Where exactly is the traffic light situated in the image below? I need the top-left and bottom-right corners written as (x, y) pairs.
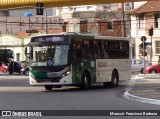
top-left (36, 3), bottom-right (44, 15)
top-left (140, 36), bottom-right (147, 56)
top-left (148, 27), bottom-right (153, 36)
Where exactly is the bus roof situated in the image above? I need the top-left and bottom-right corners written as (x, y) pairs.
top-left (31, 32), bottom-right (94, 39)
top-left (31, 32), bottom-right (130, 41)
top-left (94, 35), bottom-right (130, 41)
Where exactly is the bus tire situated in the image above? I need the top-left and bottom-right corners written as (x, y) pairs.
top-left (44, 85), bottom-right (53, 91)
top-left (81, 73), bottom-right (91, 90)
top-left (111, 70), bottom-right (119, 87)
top-left (24, 70), bottom-right (29, 76)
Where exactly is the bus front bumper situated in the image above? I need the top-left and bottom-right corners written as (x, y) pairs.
top-left (29, 73), bottom-right (72, 86)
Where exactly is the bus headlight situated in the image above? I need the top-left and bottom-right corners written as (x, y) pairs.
top-left (62, 70), bottom-right (71, 78)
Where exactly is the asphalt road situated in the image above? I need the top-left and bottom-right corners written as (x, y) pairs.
top-left (0, 73), bottom-right (159, 119)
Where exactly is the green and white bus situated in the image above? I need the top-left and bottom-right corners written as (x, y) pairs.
top-left (25, 32), bottom-right (131, 90)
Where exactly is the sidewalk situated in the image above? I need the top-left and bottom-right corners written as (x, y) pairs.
top-left (124, 74), bottom-right (160, 105)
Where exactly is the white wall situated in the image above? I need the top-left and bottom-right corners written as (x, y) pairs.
top-left (0, 35), bottom-right (24, 61)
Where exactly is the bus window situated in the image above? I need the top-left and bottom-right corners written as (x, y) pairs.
top-left (101, 41), bottom-right (109, 58)
top-left (108, 41), bottom-right (120, 58)
top-left (83, 40), bottom-right (92, 58)
top-left (93, 41), bottom-right (100, 58)
top-left (25, 45), bottom-right (33, 59)
top-left (120, 41), bottom-right (129, 58)
top-left (74, 44), bottom-right (82, 58)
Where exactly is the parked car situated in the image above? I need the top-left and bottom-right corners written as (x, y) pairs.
top-left (20, 66), bottom-right (29, 76)
top-left (145, 64), bottom-right (160, 74)
top-left (131, 59), bottom-right (150, 73)
top-left (0, 63), bottom-right (8, 73)
top-left (8, 61), bottom-right (21, 75)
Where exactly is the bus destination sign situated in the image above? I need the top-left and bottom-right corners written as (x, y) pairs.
top-left (31, 35), bottom-right (69, 43)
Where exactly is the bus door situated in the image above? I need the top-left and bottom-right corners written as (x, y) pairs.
top-left (82, 40), bottom-right (97, 83)
top-left (72, 39), bottom-right (83, 84)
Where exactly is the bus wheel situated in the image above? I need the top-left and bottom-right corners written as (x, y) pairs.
top-left (111, 71), bottom-right (119, 87)
top-left (81, 73), bottom-right (91, 90)
top-left (24, 71), bottom-right (29, 76)
top-left (44, 85), bottom-right (53, 91)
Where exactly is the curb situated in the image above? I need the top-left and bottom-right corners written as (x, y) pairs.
top-left (135, 74), bottom-right (160, 79)
top-left (124, 89), bottom-right (160, 106)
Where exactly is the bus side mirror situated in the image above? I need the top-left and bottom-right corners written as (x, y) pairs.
top-left (25, 47), bottom-right (29, 58)
top-left (25, 46), bottom-right (33, 59)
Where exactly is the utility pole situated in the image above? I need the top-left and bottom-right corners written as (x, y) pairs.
top-left (148, 27), bottom-right (154, 63)
top-left (45, 10), bottom-right (48, 34)
top-left (36, 3), bottom-right (48, 34)
top-left (5, 16), bottom-right (7, 34)
top-left (122, 3), bottom-right (125, 37)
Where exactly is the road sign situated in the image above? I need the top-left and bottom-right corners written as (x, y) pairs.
top-left (26, 30), bottom-right (38, 33)
top-left (145, 42), bottom-right (152, 45)
top-left (24, 12), bottom-right (33, 17)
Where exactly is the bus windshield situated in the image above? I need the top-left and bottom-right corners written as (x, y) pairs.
top-left (30, 45), bottom-right (69, 66)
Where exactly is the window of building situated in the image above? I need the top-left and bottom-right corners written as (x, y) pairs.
top-left (124, 3), bottom-right (131, 11)
top-left (110, 4), bottom-right (118, 11)
top-left (154, 14), bottom-right (160, 28)
top-left (107, 21), bottom-right (113, 30)
top-left (80, 21), bottom-right (87, 33)
top-left (155, 41), bottom-right (160, 54)
top-left (138, 14), bottom-right (144, 29)
top-left (104, 5), bottom-right (111, 11)
top-left (16, 53), bottom-right (20, 61)
top-left (87, 6), bottom-right (92, 10)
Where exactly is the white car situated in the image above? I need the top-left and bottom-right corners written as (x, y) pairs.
top-left (131, 59), bottom-right (149, 73)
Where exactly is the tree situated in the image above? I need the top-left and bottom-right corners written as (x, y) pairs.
top-left (0, 49), bottom-right (13, 64)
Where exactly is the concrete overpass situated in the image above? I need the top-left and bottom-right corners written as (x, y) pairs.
top-left (0, 0), bottom-right (154, 9)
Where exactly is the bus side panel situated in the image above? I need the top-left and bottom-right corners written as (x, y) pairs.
top-left (96, 59), bottom-right (131, 83)
top-left (96, 59), bottom-right (111, 83)
top-left (72, 62), bottom-right (82, 85)
top-left (112, 59), bottom-right (131, 82)
top-left (82, 59), bottom-right (96, 84)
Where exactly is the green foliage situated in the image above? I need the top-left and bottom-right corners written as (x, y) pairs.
top-left (0, 49), bottom-right (13, 63)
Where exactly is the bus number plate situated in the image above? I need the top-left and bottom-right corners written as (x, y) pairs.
top-left (44, 80), bottom-right (52, 83)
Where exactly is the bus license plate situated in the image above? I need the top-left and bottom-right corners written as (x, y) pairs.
top-left (44, 80), bottom-right (52, 83)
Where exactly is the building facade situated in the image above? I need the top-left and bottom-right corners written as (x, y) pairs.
top-left (131, 1), bottom-right (160, 64)
top-left (0, 2), bottom-right (147, 61)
